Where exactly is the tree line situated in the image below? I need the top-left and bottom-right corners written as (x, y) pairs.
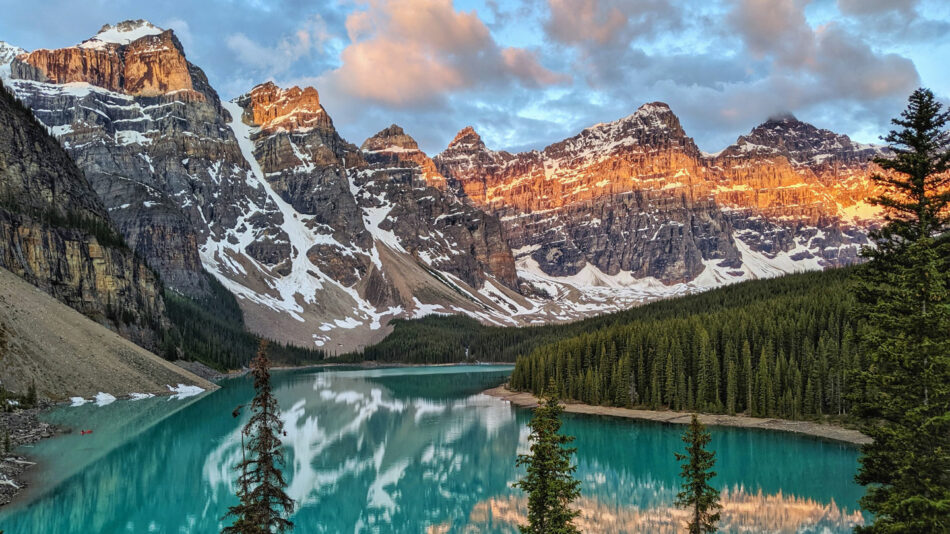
top-left (162, 274), bottom-right (327, 370)
top-left (509, 268), bottom-right (860, 421)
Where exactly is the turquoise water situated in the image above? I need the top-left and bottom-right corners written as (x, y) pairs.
top-left (0, 365), bottom-right (864, 533)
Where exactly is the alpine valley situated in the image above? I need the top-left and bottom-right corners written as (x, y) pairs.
top-left (0, 20), bottom-right (886, 353)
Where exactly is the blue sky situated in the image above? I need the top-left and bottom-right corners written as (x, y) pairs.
top-left (1, 0), bottom-right (947, 154)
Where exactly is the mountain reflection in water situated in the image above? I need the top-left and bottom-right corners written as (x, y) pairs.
top-left (0, 366), bottom-right (864, 534)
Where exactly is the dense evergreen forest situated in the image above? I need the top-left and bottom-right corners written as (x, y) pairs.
top-left (507, 268), bottom-right (861, 421)
top-left (348, 266), bottom-right (859, 402)
top-left (162, 274), bottom-right (326, 369)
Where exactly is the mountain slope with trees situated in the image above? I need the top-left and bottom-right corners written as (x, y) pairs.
top-left (504, 267), bottom-right (860, 421)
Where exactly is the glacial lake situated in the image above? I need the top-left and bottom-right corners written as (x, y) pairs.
top-left (0, 365), bottom-right (865, 533)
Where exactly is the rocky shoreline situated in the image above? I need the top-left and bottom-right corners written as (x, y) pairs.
top-left (0, 405), bottom-right (62, 506)
top-left (484, 385), bottom-right (871, 446)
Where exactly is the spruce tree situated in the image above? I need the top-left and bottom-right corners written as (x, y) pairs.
top-left (674, 415), bottom-right (721, 534)
top-left (26, 380), bottom-right (37, 407)
top-left (222, 341), bottom-right (295, 534)
top-left (853, 87), bottom-right (950, 533)
top-left (513, 386), bottom-right (581, 534)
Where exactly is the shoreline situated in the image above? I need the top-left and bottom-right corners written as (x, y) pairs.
top-left (268, 360), bottom-right (515, 373)
top-left (0, 405), bottom-right (63, 507)
top-left (0, 384), bottom-right (218, 509)
top-left (484, 385), bottom-right (871, 446)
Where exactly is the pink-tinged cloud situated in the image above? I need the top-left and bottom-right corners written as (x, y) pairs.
top-left (325, 0), bottom-right (568, 107)
top-left (728, 0), bottom-right (816, 67)
top-left (545, 0), bottom-right (628, 45)
top-left (501, 48), bottom-right (571, 87)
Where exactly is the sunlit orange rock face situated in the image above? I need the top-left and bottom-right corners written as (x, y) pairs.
top-left (361, 124), bottom-right (448, 189)
top-left (438, 104), bottom-right (712, 214)
top-left (435, 103), bottom-right (743, 282)
top-left (435, 104), bottom-right (884, 282)
top-left (711, 114), bottom-right (884, 223)
top-left (13, 24), bottom-right (198, 98)
top-left (243, 82), bottom-right (326, 132)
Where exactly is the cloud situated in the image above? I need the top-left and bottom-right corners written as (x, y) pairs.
top-left (838, 0), bottom-right (918, 17)
top-left (319, 0), bottom-right (568, 107)
top-left (836, 0), bottom-right (950, 42)
top-left (727, 0), bottom-right (815, 68)
top-left (226, 15), bottom-right (331, 76)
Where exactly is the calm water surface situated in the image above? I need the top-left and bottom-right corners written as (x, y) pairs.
top-left (0, 365), bottom-right (864, 533)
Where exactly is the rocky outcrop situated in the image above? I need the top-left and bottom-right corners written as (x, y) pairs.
top-left (12, 21), bottom-right (199, 98)
top-left (242, 82), bottom-right (323, 132)
top-left (0, 78), bottom-right (166, 348)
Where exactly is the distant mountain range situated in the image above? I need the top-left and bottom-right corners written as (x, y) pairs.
top-left (0, 20), bottom-right (886, 352)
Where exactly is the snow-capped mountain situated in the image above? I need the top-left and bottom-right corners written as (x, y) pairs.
top-left (0, 21), bottom-right (888, 351)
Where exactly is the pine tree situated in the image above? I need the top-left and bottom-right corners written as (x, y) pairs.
top-left (513, 386), bottom-right (581, 534)
top-left (222, 341), bottom-right (295, 534)
top-left (674, 414), bottom-right (721, 534)
top-left (725, 358), bottom-right (737, 416)
top-left (26, 380), bottom-right (37, 408)
top-left (853, 88), bottom-right (950, 533)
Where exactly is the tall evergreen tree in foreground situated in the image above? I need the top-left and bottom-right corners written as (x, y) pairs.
top-left (853, 87), bottom-right (950, 533)
top-left (674, 414), bottom-right (721, 534)
top-left (513, 386), bottom-right (581, 534)
top-left (222, 341), bottom-right (295, 534)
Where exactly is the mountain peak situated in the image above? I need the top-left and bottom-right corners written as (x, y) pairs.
top-left (242, 82), bottom-right (323, 132)
top-left (637, 101), bottom-right (672, 114)
top-left (448, 126), bottom-right (484, 150)
top-left (765, 111), bottom-right (799, 124)
top-left (361, 124), bottom-right (421, 152)
top-left (80, 20), bottom-right (165, 49)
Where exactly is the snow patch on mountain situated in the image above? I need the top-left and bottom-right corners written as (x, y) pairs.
top-left (80, 20), bottom-right (164, 49)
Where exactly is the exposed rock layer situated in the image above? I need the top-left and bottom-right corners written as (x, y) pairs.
top-left (0, 78), bottom-right (166, 348)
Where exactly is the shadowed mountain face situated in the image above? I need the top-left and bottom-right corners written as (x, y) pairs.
top-left (0, 21), bottom-right (887, 351)
top-left (0, 77), bottom-right (166, 349)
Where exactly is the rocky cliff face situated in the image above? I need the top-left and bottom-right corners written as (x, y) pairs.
top-left (13, 21), bottom-right (197, 98)
top-left (204, 84), bottom-right (528, 350)
top-left (436, 104), bottom-right (741, 284)
top-left (710, 114), bottom-right (883, 266)
top-left (357, 124), bottom-right (517, 290)
top-left (3, 21), bottom-right (276, 297)
top-left (0, 78), bottom-right (166, 348)
top-left (437, 104), bottom-right (883, 300)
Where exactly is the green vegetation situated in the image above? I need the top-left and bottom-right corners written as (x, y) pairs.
top-left (0, 195), bottom-right (129, 250)
top-left (513, 386), bottom-right (581, 534)
top-left (0, 381), bottom-right (39, 411)
top-left (162, 273), bottom-right (326, 370)
top-left (506, 267), bottom-right (859, 421)
top-left (345, 267), bottom-right (858, 369)
top-left (852, 88), bottom-right (950, 533)
top-left (675, 415), bottom-right (721, 534)
top-left (222, 341), bottom-right (295, 534)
